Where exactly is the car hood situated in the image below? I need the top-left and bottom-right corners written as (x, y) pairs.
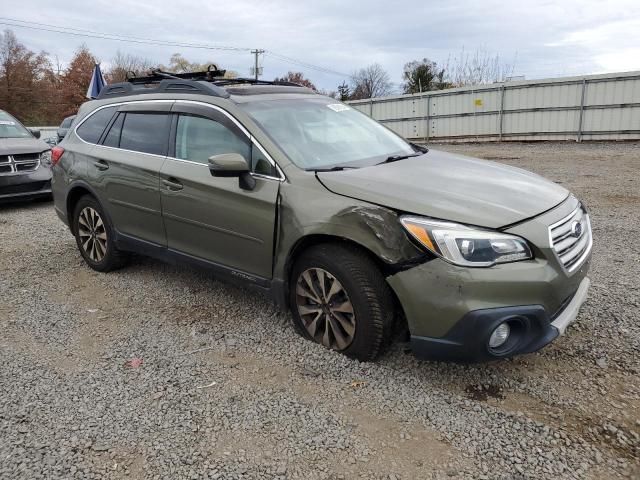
top-left (0, 137), bottom-right (50, 155)
top-left (316, 149), bottom-right (569, 229)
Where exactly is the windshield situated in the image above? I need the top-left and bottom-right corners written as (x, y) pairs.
top-left (239, 97), bottom-right (415, 169)
top-left (0, 111), bottom-right (32, 139)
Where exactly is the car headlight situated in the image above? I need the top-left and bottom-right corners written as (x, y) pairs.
top-left (40, 150), bottom-right (52, 167)
top-left (400, 215), bottom-right (532, 267)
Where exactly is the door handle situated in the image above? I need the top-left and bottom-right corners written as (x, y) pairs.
top-left (93, 160), bottom-right (109, 171)
top-left (162, 178), bottom-right (183, 191)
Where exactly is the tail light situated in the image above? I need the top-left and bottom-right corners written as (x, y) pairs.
top-left (51, 146), bottom-right (65, 167)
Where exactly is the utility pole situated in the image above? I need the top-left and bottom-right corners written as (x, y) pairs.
top-left (251, 49), bottom-right (265, 81)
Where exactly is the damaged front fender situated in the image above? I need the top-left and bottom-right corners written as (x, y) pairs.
top-left (273, 180), bottom-right (426, 288)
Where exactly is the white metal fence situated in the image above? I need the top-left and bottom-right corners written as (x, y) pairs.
top-left (347, 71), bottom-right (640, 142)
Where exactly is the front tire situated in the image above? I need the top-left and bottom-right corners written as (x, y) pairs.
top-left (73, 195), bottom-right (125, 272)
top-left (290, 244), bottom-right (394, 361)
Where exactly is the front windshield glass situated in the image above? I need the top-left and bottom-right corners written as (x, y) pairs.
top-left (240, 97), bottom-right (415, 169)
top-left (0, 111), bottom-right (32, 139)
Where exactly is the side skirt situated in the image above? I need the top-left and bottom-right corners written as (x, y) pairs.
top-left (113, 231), bottom-right (277, 297)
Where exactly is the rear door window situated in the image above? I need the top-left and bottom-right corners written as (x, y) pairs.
top-left (76, 106), bottom-right (117, 144)
top-left (119, 113), bottom-right (170, 156)
top-left (102, 113), bottom-right (124, 148)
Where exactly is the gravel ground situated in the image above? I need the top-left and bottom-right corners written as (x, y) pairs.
top-left (0, 141), bottom-right (638, 480)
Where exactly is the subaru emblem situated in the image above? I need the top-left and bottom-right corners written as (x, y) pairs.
top-left (570, 221), bottom-right (583, 238)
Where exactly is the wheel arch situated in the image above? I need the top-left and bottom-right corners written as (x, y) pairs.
top-left (285, 234), bottom-right (389, 283)
top-left (65, 182), bottom-right (110, 233)
top-left (279, 234), bottom-right (408, 331)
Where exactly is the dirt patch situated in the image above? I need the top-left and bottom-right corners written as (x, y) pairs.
top-left (464, 384), bottom-right (505, 401)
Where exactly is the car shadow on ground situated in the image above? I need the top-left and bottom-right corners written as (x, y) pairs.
top-left (0, 197), bottom-right (53, 212)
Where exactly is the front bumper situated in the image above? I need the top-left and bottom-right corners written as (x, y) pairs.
top-left (408, 277), bottom-right (590, 362)
top-left (386, 196), bottom-right (591, 362)
top-left (0, 166), bottom-right (52, 202)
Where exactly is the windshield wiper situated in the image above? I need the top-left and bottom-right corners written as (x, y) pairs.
top-left (378, 153), bottom-right (422, 165)
top-left (310, 165), bottom-right (359, 172)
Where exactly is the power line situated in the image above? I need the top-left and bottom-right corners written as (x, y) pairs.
top-left (0, 17), bottom-right (349, 78)
top-left (0, 18), bottom-right (252, 52)
top-left (265, 51), bottom-right (349, 77)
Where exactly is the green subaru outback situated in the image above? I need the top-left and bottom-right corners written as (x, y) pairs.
top-left (50, 70), bottom-right (592, 362)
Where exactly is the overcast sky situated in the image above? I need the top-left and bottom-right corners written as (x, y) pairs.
top-left (4, 0), bottom-right (640, 91)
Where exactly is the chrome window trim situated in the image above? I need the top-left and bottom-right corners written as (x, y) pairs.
top-left (73, 99), bottom-right (286, 182)
top-left (162, 156), bottom-right (282, 182)
top-left (88, 142), bottom-right (168, 160)
top-left (73, 101), bottom-right (174, 146)
top-left (173, 100), bottom-right (285, 181)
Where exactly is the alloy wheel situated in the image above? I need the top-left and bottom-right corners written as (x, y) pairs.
top-left (77, 207), bottom-right (107, 263)
top-left (295, 268), bottom-right (356, 350)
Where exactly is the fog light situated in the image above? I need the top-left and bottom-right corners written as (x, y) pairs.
top-left (489, 323), bottom-right (511, 348)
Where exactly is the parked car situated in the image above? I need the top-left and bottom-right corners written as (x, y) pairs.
top-left (56, 115), bottom-right (76, 142)
top-left (50, 71), bottom-right (592, 362)
top-left (0, 110), bottom-right (53, 203)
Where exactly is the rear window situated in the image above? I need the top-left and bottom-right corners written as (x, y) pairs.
top-left (119, 113), bottom-right (170, 156)
top-left (76, 107), bottom-right (117, 144)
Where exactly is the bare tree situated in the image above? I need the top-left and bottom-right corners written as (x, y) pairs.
top-left (350, 63), bottom-right (393, 99)
top-left (159, 53), bottom-right (220, 74)
top-left (443, 48), bottom-right (516, 87)
top-left (106, 51), bottom-right (156, 82)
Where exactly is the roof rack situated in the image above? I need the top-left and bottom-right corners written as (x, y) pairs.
top-left (96, 66), bottom-right (308, 100)
top-left (97, 78), bottom-right (231, 100)
top-left (127, 65), bottom-right (226, 84)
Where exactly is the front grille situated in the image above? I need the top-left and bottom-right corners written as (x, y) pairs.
top-left (0, 154), bottom-right (40, 176)
top-left (549, 205), bottom-right (592, 273)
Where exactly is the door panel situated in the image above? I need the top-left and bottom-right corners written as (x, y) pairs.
top-left (89, 146), bottom-right (167, 245)
top-left (89, 104), bottom-right (172, 246)
top-left (160, 158), bottom-right (279, 278)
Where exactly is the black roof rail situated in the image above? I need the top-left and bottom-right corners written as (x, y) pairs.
top-left (209, 78), bottom-right (305, 87)
top-left (96, 78), bottom-right (231, 100)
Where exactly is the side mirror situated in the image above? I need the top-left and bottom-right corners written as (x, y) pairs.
top-left (29, 129), bottom-right (41, 139)
top-left (208, 153), bottom-right (256, 190)
top-left (208, 153), bottom-right (249, 176)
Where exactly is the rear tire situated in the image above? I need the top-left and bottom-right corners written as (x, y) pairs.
top-left (72, 195), bottom-right (126, 272)
top-left (289, 243), bottom-right (394, 362)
